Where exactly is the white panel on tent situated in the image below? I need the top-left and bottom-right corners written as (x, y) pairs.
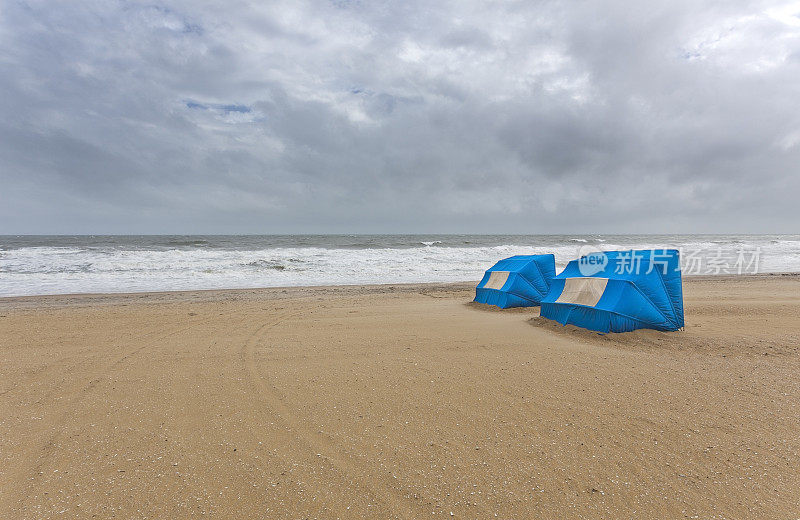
top-left (483, 271), bottom-right (510, 290)
top-left (555, 277), bottom-right (608, 307)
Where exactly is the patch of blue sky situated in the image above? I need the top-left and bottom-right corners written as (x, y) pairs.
top-left (185, 100), bottom-right (252, 113)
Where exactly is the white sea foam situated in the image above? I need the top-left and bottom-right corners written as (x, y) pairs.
top-left (1, 235), bottom-right (798, 297)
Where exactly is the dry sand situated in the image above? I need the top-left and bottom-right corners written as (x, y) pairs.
top-left (1, 275), bottom-right (799, 519)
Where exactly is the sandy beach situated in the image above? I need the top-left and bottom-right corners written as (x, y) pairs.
top-left (1, 275), bottom-right (799, 519)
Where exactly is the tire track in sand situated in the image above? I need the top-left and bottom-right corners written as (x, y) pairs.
top-left (9, 310), bottom-right (249, 507)
top-left (239, 311), bottom-right (412, 519)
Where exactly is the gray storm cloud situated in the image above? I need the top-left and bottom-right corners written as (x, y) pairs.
top-left (1, 0), bottom-right (798, 233)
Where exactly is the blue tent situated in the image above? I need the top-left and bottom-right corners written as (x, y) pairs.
top-left (540, 249), bottom-right (684, 333)
top-left (474, 254), bottom-right (556, 309)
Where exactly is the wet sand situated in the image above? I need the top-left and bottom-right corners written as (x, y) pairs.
top-left (1, 275), bottom-right (799, 518)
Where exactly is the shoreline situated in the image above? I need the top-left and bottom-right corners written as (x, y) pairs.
top-left (2, 272), bottom-right (798, 309)
top-left (0, 281), bottom-right (477, 310)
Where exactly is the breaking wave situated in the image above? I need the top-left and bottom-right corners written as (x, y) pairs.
top-left (1, 234), bottom-right (798, 296)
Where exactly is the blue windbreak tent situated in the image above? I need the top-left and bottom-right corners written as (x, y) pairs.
top-left (474, 254), bottom-right (556, 309)
top-left (540, 249), bottom-right (684, 333)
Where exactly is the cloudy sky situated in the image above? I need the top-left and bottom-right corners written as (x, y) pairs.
top-left (1, 0), bottom-right (799, 234)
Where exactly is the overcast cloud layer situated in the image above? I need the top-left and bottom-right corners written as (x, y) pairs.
top-left (1, 0), bottom-right (799, 234)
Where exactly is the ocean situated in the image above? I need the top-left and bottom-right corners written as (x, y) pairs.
top-left (1, 234), bottom-right (798, 297)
